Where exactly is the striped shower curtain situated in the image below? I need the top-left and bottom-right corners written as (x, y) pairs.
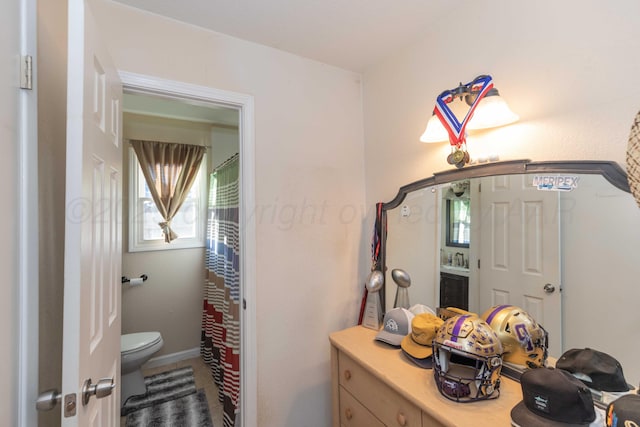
top-left (201, 154), bottom-right (240, 427)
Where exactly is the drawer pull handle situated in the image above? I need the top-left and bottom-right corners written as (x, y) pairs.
top-left (343, 369), bottom-right (352, 381)
top-left (345, 407), bottom-right (353, 420)
top-left (397, 412), bottom-right (407, 426)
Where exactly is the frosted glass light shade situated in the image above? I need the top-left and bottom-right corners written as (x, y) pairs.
top-left (467, 95), bottom-right (519, 130)
top-left (419, 114), bottom-right (448, 143)
top-left (420, 94), bottom-right (519, 143)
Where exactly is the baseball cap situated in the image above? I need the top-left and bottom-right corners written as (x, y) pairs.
top-left (408, 304), bottom-right (436, 316)
top-left (401, 313), bottom-right (444, 368)
top-left (606, 394), bottom-right (640, 427)
top-left (402, 350), bottom-right (435, 369)
top-left (510, 367), bottom-right (596, 426)
top-left (556, 348), bottom-right (630, 392)
top-left (375, 308), bottom-right (414, 347)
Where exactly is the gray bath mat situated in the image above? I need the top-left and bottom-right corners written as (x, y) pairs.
top-left (121, 366), bottom-right (197, 416)
top-left (125, 389), bottom-right (213, 427)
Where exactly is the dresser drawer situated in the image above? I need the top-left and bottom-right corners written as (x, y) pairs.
top-left (338, 352), bottom-right (421, 426)
top-left (339, 386), bottom-right (385, 427)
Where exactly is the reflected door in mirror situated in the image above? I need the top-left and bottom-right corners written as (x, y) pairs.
top-left (477, 174), bottom-right (561, 355)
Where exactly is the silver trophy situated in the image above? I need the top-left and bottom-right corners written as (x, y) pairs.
top-left (392, 268), bottom-right (411, 309)
top-left (362, 270), bottom-right (384, 330)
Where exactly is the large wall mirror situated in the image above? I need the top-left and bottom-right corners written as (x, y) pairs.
top-left (379, 159), bottom-right (640, 387)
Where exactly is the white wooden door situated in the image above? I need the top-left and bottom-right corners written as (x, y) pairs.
top-left (478, 174), bottom-right (562, 356)
top-left (61, 0), bottom-right (122, 425)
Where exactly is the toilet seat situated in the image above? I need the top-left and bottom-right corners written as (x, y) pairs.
top-left (121, 332), bottom-right (162, 356)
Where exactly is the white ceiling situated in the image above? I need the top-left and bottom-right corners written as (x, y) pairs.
top-left (112, 0), bottom-right (454, 72)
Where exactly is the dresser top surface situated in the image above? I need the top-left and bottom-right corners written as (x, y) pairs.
top-left (330, 325), bottom-right (524, 427)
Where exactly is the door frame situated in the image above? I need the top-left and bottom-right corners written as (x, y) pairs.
top-left (119, 71), bottom-right (257, 427)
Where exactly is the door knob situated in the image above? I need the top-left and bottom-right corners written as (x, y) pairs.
top-left (36, 389), bottom-right (62, 411)
top-left (543, 283), bottom-right (556, 294)
top-left (81, 377), bottom-right (115, 406)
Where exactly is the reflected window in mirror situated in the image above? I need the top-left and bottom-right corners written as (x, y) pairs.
top-left (445, 198), bottom-right (470, 248)
top-left (444, 180), bottom-right (471, 248)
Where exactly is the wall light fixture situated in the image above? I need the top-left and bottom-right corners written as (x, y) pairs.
top-left (420, 75), bottom-right (519, 144)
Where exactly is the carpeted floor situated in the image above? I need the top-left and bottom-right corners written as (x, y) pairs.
top-left (122, 365), bottom-right (214, 426)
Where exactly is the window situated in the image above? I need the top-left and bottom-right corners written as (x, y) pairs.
top-left (445, 198), bottom-right (470, 248)
top-left (128, 147), bottom-right (207, 251)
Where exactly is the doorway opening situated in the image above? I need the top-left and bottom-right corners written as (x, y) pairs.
top-left (120, 72), bottom-right (256, 427)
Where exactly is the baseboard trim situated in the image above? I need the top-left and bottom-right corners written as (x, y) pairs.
top-left (143, 347), bottom-right (201, 369)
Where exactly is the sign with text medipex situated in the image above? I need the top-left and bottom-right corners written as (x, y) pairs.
top-left (533, 175), bottom-right (579, 192)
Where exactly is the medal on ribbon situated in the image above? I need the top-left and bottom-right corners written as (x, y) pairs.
top-left (434, 75), bottom-right (494, 168)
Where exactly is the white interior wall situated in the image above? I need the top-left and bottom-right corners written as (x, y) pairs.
top-left (363, 0), bottom-right (640, 389)
top-left (92, 2), bottom-right (366, 426)
top-left (210, 126), bottom-right (240, 170)
top-left (363, 1), bottom-right (640, 206)
top-left (121, 248), bottom-right (205, 356)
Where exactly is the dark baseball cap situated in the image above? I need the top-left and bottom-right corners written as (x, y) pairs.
top-left (606, 394), bottom-right (640, 427)
top-left (511, 367), bottom-right (596, 426)
top-left (556, 348), bottom-right (630, 392)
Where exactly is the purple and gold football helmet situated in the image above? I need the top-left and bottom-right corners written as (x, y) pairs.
top-left (433, 315), bottom-right (503, 402)
top-left (481, 305), bottom-right (548, 369)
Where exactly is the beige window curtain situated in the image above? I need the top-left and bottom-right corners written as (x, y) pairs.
top-left (130, 140), bottom-right (206, 243)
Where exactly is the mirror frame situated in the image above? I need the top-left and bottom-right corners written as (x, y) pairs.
top-left (378, 159), bottom-right (630, 309)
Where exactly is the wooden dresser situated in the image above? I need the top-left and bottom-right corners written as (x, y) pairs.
top-left (329, 326), bottom-right (524, 427)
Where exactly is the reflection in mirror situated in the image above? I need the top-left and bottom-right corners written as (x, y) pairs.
top-left (381, 160), bottom-right (640, 388)
top-left (444, 181), bottom-right (471, 249)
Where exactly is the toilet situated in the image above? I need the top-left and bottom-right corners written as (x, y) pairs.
top-left (120, 331), bottom-right (164, 407)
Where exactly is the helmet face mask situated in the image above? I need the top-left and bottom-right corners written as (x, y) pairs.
top-left (481, 305), bottom-right (549, 369)
top-left (433, 315), bottom-right (503, 403)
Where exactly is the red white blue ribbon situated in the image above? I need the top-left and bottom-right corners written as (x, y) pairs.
top-left (434, 75), bottom-right (494, 147)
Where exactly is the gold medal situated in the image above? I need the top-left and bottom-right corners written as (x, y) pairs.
top-left (452, 149), bottom-right (465, 164)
